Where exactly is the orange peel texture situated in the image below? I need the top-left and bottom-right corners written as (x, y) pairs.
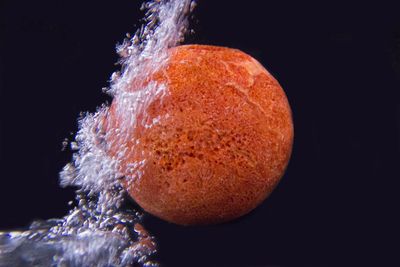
top-left (106, 45), bottom-right (294, 225)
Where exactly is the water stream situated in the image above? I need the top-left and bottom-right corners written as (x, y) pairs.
top-left (0, 1), bottom-right (196, 266)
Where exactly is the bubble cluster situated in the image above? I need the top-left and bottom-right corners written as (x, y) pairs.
top-left (0, 0), bottom-right (196, 266)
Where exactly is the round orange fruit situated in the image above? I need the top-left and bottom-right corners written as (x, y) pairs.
top-left (105, 45), bottom-right (293, 225)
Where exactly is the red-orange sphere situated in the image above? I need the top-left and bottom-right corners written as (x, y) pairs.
top-left (106, 45), bottom-right (293, 225)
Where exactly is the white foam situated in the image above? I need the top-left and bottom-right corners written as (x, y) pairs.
top-left (0, 1), bottom-right (195, 266)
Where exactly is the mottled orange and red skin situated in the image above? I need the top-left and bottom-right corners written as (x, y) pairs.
top-left (106, 45), bottom-right (294, 225)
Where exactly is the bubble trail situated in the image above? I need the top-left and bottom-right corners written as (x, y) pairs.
top-left (0, 0), bottom-right (196, 266)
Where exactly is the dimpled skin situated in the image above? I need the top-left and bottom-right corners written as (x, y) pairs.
top-left (108, 45), bottom-right (293, 225)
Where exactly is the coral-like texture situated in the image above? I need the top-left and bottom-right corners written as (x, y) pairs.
top-left (107, 45), bottom-right (293, 225)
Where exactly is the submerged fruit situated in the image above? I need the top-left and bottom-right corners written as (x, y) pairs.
top-left (105, 45), bottom-right (293, 225)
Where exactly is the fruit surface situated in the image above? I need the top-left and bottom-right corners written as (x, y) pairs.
top-left (106, 45), bottom-right (294, 225)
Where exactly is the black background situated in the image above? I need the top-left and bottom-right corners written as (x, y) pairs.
top-left (1, 0), bottom-right (399, 266)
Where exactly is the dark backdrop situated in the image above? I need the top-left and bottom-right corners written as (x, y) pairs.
top-left (1, 0), bottom-right (399, 266)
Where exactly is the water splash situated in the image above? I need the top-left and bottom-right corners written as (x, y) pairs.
top-left (0, 0), bottom-right (195, 266)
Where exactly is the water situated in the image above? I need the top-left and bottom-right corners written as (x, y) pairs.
top-left (0, 0), bottom-right (196, 266)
